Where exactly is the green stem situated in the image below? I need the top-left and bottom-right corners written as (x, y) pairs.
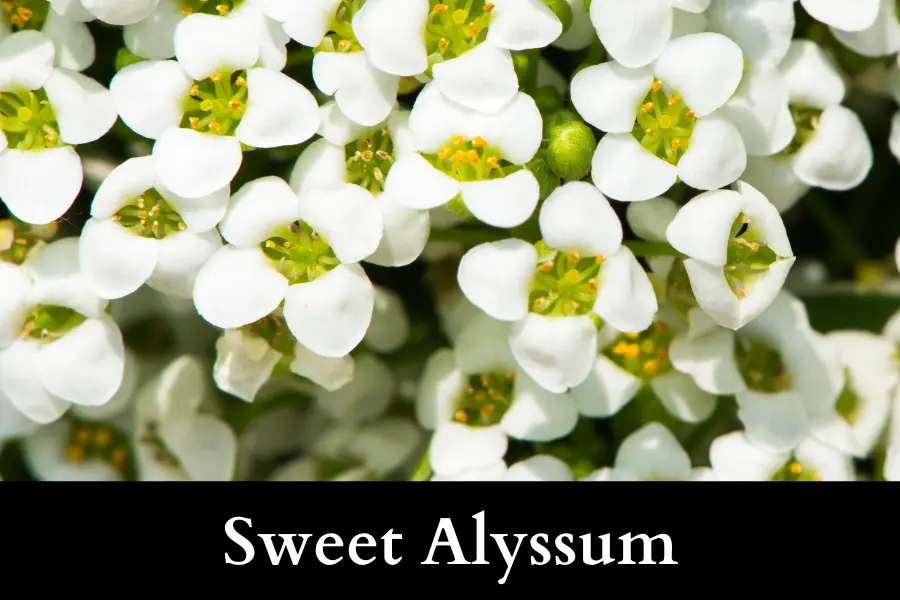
top-left (409, 448), bottom-right (431, 481)
top-left (623, 240), bottom-right (687, 258)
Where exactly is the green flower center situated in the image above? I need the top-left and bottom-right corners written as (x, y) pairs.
top-left (426, 0), bottom-right (493, 68)
top-left (783, 104), bottom-right (822, 155)
top-left (65, 417), bottom-right (136, 479)
top-left (0, 218), bottom-right (56, 265)
top-left (529, 241), bottom-right (603, 317)
top-left (138, 420), bottom-right (183, 471)
top-left (317, 0), bottom-right (364, 53)
top-left (112, 188), bottom-right (187, 239)
top-left (345, 127), bottom-right (395, 194)
top-left (770, 458), bottom-right (822, 481)
top-left (2, 0), bottom-right (48, 30)
top-left (734, 336), bottom-right (791, 393)
top-left (604, 321), bottom-right (676, 380)
top-left (179, 0), bottom-right (243, 16)
top-left (243, 312), bottom-right (301, 376)
top-left (260, 221), bottom-right (340, 285)
top-left (632, 81), bottom-right (696, 166)
top-left (421, 134), bottom-right (516, 182)
top-left (20, 305), bottom-right (86, 343)
top-left (181, 70), bottom-right (248, 138)
top-left (0, 87), bottom-right (62, 151)
top-left (835, 373), bottom-right (862, 426)
top-left (451, 370), bottom-right (516, 427)
top-left (725, 213), bottom-right (783, 299)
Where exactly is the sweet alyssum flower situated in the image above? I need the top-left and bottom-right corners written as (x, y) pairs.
top-left (48, 0), bottom-right (159, 25)
top-left (124, 0), bottom-right (289, 71)
top-left (2, 0), bottom-right (96, 71)
top-left (416, 312), bottom-right (579, 478)
top-left (796, 0), bottom-right (880, 34)
top-left (291, 104), bottom-right (431, 267)
top-left (818, 0), bottom-right (900, 58)
top-left (78, 154), bottom-right (227, 300)
top-left (709, 429), bottom-right (854, 481)
top-left (588, 0), bottom-right (710, 69)
top-left (457, 181), bottom-right (658, 393)
top-left (385, 82), bottom-right (542, 228)
top-left (670, 292), bottom-right (841, 453)
top-left (0, 237), bottom-right (126, 425)
top-left (192, 175), bottom-right (380, 359)
top-left (110, 13), bottom-right (319, 198)
top-left (431, 454), bottom-right (574, 481)
top-left (666, 180), bottom-right (796, 330)
top-left (705, 0), bottom-right (796, 70)
top-left (571, 32), bottom-right (748, 201)
top-left (0, 30), bottom-right (117, 224)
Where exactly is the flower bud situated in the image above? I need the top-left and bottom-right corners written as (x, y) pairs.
top-left (546, 119), bottom-right (596, 182)
top-left (513, 50), bottom-right (540, 91)
top-left (541, 0), bottom-right (573, 33)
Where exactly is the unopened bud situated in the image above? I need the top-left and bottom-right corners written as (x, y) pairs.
top-left (546, 119), bottom-right (596, 182)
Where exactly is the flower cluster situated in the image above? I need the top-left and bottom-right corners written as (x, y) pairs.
top-left (1, 0), bottom-right (899, 483)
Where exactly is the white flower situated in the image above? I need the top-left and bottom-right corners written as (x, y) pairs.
top-left (740, 40), bottom-right (874, 212)
top-left (571, 304), bottom-right (717, 423)
top-left (385, 82), bottom-right (542, 228)
top-left (133, 354), bottom-right (237, 480)
top-left (110, 14), bottom-right (319, 198)
top-left (23, 418), bottom-right (132, 481)
top-left (553, 0), bottom-right (596, 51)
top-left (705, 0), bottom-right (796, 70)
top-left (670, 291), bottom-right (842, 453)
top-left (431, 454), bottom-right (574, 481)
top-left (192, 175), bottom-right (379, 358)
top-left (1, 3), bottom-right (96, 71)
top-left (291, 104), bottom-right (430, 267)
top-left (314, 353), bottom-right (394, 425)
top-left (0, 238), bottom-right (126, 425)
top-left (78, 155), bottom-right (227, 300)
top-left (809, 331), bottom-right (898, 458)
top-left (457, 181), bottom-right (658, 392)
top-left (50, 0), bottom-right (160, 25)
top-left (571, 32), bottom-right (747, 201)
top-left (710, 429), bottom-right (855, 481)
top-left (0, 30), bottom-right (117, 224)
top-left (797, 0), bottom-right (880, 34)
top-left (582, 422), bottom-right (707, 481)
top-left (823, 0), bottom-right (900, 57)
top-left (364, 286), bottom-right (411, 353)
top-left (719, 66), bottom-right (797, 157)
top-left (666, 180), bottom-right (795, 330)
top-left (588, 0), bottom-right (710, 69)
top-left (124, 0), bottom-right (289, 70)
top-left (416, 312), bottom-right (579, 478)
top-left (624, 195), bottom-right (680, 277)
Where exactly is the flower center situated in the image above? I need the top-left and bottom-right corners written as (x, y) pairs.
top-left (112, 189), bottom-right (187, 239)
top-left (423, 134), bottom-right (511, 182)
top-left (734, 336), bottom-right (791, 393)
top-left (64, 417), bottom-right (135, 478)
top-left (317, 0), bottom-right (364, 53)
top-left (179, 0), bottom-right (242, 16)
top-left (19, 304), bottom-right (86, 343)
top-left (260, 221), bottom-right (340, 285)
top-left (181, 70), bottom-right (248, 138)
top-left (834, 372), bottom-right (862, 426)
top-left (345, 127), bottom-right (395, 194)
top-left (632, 80), bottom-right (696, 166)
top-left (604, 321), bottom-right (675, 380)
top-left (0, 88), bottom-right (62, 150)
top-left (529, 242), bottom-right (603, 317)
top-left (724, 213), bottom-right (781, 299)
top-left (0, 218), bottom-right (56, 265)
top-left (1, 0), bottom-right (48, 30)
top-left (426, 0), bottom-right (494, 68)
top-left (783, 104), bottom-right (822, 155)
top-left (770, 459), bottom-right (822, 481)
top-left (139, 420), bottom-right (183, 471)
top-left (451, 370), bottom-right (516, 427)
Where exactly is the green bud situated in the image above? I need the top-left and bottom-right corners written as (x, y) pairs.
top-left (532, 85), bottom-right (564, 115)
top-left (541, 0), bottom-right (573, 33)
top-left (512, 50), bottom-right (540, 91)
top-left (525, 150), bottom-right (561, 201)
top-left (546, 120), bottom-right (596, 181)
top-left (542, 108), bottom-right (582, 134)
top-left (115, 47), bottom-right (146, 71)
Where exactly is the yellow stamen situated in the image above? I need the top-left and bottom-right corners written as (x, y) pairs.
top-left (486, 156), bottom-right (499, 169)
top-left (736, 289), bottom-right (746, 298)
top-left (66, 444), bottom-right (84, 463)
top-left (624, 344), bottom-right (640, 361)
top-left (216, 4), bottom-right (228, 15)
top-left (94, 429), bottom-right (112, 447)
top-left (451, 150), bottom-right (465, 165)
top-left (438, 146), bottom-right (452, 160)
top-left (433, 3), bottom-right (448, 14)
top-left (472, 136), bottom-right (487, 148)
top-left (539, 262), bottom-right (554, 273)
top-left (450, 135), bottom-right (463, 147)
top-left (480, 404), bottom-right (494, 418)
top-left (76, 428), bottom-right (91, 444)
top-left (642, 360), bottom-right (659, 375)
top-left (484, 2), bottom-right (495, 11)
top-left (651, 80), bottom-right (662, 92)
top-left (595, 255), bottom-right (606, 264)
top-left (789, 462), bottom-right (803, 475)
top-left (668, 95), bottom-right (680, 106)
top-left (210, 73), bottom-right (222, 83)
top-left (112, 446), bottom-right (128, 467)
top-left (17, 107), bottom-right (32, 122)
top-left (438, 37), bottom-right (449, 51)
top-left (235, 76), bottom-right (246, 87)
top-left (17, 6), bottom-right (32, 20)
top-left (209, 121), bottom-right (223, 133)
top-left (670, 139), bottom-right (682, 150)
top-left (685, 110), bottom-right (695, 120)
top-left (189, 117), bottom-right (200, 129)
top-left (455, 410), bottom-right (468, 422)
top-left (190, 84), bottom-right (200, 97)
top-left (182, 7), bottom-right (193, 15)
top-left (467, 150), bottom-right (480, 165)
top-left (567, 251), bottom-right (580, 262)
top-left (642, 102), bottom-right (654, 113)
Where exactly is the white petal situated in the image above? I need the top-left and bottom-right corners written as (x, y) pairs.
top-left (415, 348), bottom-right (465, 429)
top-left (349, 417), bottom-right (422, 475)
top-left (266, 0), bottom-right (342, 46)
top-left (231, 2), bottom-right (289, 72)
top-left (315, 353), bottom-right (393, 423)
top-left (0, 147), bottom-right (83, 225)
top-left (24, 237), bottom-right (107, 318)
top-left (192, 245), bottom-right (288, 329)
top-left (364, 191), bottom-right (430, 267)
top-left (165, 414), bottom-right (236, 480)
top-left (89, 155), bottom-right (155, 218)
top-left (736, 390), bottom-right (809, 453)
top-left (652, 32), bottom-right (745, 117)
top-left (288, 137), bottom-right (348, 194)
top-left (290, 343), bottom-right (355, 391)
top-left (570, 62), bottom-right (655, 133)
top-left (431, 43), bottom-right (519, 114)
top-left (316, 100), bottom-right (371, 147)
top-left (668, 312), bottom-right (745, 394)
top-left (0, 30), bottom-right (55, 91)
top-left (830, 0), bottom-right (900, 57)
top-left (739, 154), bottom-right (810, 213)
top-left (539, 181), bottom-right (623, 256)
top-left (364, 286), bottom-right (410, 354)
top-left (720, 68), bottom-right (796, 156)
top-left (705, 0), bottom-right (795, 69)
top-left (709, 430), bottom-right (786, 481)
top-left (591, 133), bottom-right (678, 201)
top-left (80, 0), bottom-right (159, 25)
top-left (146, 229), bottom-right (223, 298)
top-left (589, 0), bottom-right (673, 68)
top-left (152, 128), bottom-right (243, 199)
top-left (778, 40), bottom-right (845, 108)
top-left (453, 312), bottom-right (516, 373)
top-left (218, 175), bottom-right (299, 247)
top-left (78, 218), bottom-right (159, 300)
top-left (0, 263), bottom-right (33, 346)
top-left (298, 184), bottom-right (383, 264)
top-left (489, 0), bottom-right (563, 51)
top-left (800, 0), bottom-right (879, 31)
top-left (109, 60), bottom-right (190, 139)
top-left (123, 0), bottom-right (182, 60)
top-left (570, 355), bottom-right (643, 417)
top-left (312, 51), bottom-right (399, 127)
top-left (625, 196), bottom-right (679, 241)
top-left (793, 105), bottom-right (873, 191)
top-left (212, 329), bottom-right (282, 403)
top-left (460, 171), bottom-right (539, 228)
top-left (48, 0), bottom-right (95, 21)
top-left (593, 246), bottom-right (658, 333)
top-left (0, 340), bottom-right (69, 423)
top-left (383, 154), bottom-right (459, 209)
top-left (457, 239), bottom-right (537, 322)
top-left (429, 422), bottom-right (508, 476)
top-left (509, 313), bottom-right (597, 393)
top-left (24, 421), bottom-right (120, 481)
top-left (282, 263), bottom-right (374, 358)
top-left (43, 10), bottom-right (96, 71)
top-left (174, 13), bottom-right (259, 80)
top-left (794, 436), bottom-right (854, 481)
top-left (353, 0), bottom-right (428, 76)
top-left (480, 92), bottom-right (544, 165)
top-left (666, 188), bottom-right (743, 265)
top-left (553, 0), bottom-right (596, 51)
top-left (504, 455), bottom-right (573, 481)
top-left (160, 183), bottom-right (230, 233)
top-left (650, 371), bottom-right (717, 423)
top-left (235, 67), bottom-right (319, 148)
top-left (614, 421), bottom-right (692, 480)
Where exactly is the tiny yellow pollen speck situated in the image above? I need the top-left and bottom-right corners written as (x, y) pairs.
top-left (95, 429), bottom-right (112, 447)
top-left (17, 106), bottom-right (32, 122)
top-left (567, 251), bottom-right (580, 262)
top-left (178, 222), bottom-right (187, 231)
top-left (642, 360), bottom-right (658, 375)
top-left (645, 128), bottom-right (655, 136)
top-left (338, 39), bottom-right (351, 51)
top-left (210, 73), bottom-right (222, 83)
top-left (467, 150), bottom-right (480, 165)
top-left (468, 23), bottom-right (478, 36)
top-left (433, 3), bottom-right (448, 14)
top-left (209, 121), bottom-right (223, 133)
top-left (651, 80), bottom-right (662, 92)
top-left (480, 404), bottom-right (494, 417)
top-left (216, 4), bottom-right (228, 15)
top-left (66, 444), bottom-right (84, 463)
top-left (624, 344), bottom-right (640, 361)
top-left (265, 240), bottom-right (276, 248)
top-left (595, 255), bottom-right (606, 264)
top-left (438, 146), bottom-right (452, 160)
top-left (450, 135), bottom-right (463, 147)
top-left (486, 156), bottom-right (499, 169)
top-left (190, 84), bottom-right (200, 97)
top-left (642, 102), bottom-right (653, 113)
top-left (740, 215), bottom-right (751, 223)
top-left (539, 262), bottom-right (553, 273)
top-left (17, 6), bottom-right (32, 20)
top-left (484, 2), bottom-right (495, 11)
top-left (736, 289), bottom-right (746, 298)
top-left (138, 210), bottom-right (148, 220)
top-left (112, 446), bottom-right (128, 467)
top-left (189, 117), bottom-right (200, 129)
top-left (671, 139), bottom-right (682, 150)
top-left (790, 462), bottom-right (803, 475)
top-left (685, 110), bottom-right (695, 120)
top-left (182, 7), bottom-right (193, 15)
top-left (588, 279), bottom-right (597, 290)
top-left (455, 410), bottom-right (468, 422)
top-left (362, 150), bottom-right (374, 161)
top-left (451, 150), bottom-right (465, 165)
top-left (472, 136), bottom-right (487, 148)
top-left (235, 76), bottom-right (246, 87)
top-left (438, 37), bottom-right (448, 51)
top-left (76, 427), bottom-right (91, 443)
top-left (668, 95), bottom-right (680, 106)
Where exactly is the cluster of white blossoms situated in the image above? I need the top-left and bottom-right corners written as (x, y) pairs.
top-left (2, 0), bottom-right (900, 483)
